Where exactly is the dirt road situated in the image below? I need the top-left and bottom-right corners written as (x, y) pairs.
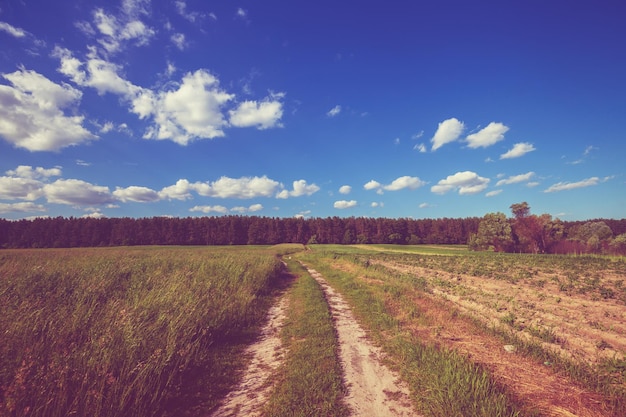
top-left (210, 264), bottom-right (417, 417)
top-left (305, 266), bottom-right (417, 417)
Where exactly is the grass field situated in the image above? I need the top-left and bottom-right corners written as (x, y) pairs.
top-left (2, 243), bottom-right (625, 416)
top-left (0, 245), bottom-right (298, 417)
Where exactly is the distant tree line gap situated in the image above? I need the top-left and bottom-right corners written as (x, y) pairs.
top-left (1, 202), bottom-right (625, 254)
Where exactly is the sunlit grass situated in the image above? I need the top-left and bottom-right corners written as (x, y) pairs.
top-left (0, 246), bottom-right (288, 417)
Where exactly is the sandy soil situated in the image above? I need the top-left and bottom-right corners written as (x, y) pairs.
top-left (209, 296), bottom-right (289, 417)
top-left (305, 266), bottom-right (418, 417)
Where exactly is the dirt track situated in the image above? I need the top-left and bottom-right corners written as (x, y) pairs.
top-left (210, 265), bottom-right (418, 417)
top-left (305, 266), bottom-right (417, 417)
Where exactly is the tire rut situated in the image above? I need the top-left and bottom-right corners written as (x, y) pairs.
top-left (304, 265), bottom-right (418, 417)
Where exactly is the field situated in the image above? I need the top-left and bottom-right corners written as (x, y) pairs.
top-left (0, 245), bottom-right (295, 417)
top-left (1, 244), bottom-right (625, 416)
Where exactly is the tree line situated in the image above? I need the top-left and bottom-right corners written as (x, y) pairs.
top-left (469, 202), bottom-right (626, 255)
top-left (0, 208), bottom-right (625, 254)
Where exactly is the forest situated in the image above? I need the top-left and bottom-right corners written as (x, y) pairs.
top-left (1, 202), bottom-right (625, 254)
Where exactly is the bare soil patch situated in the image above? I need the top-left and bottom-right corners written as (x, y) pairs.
top-left (305, 266), bottom-right (418, 417)
top-left (370, 259), bottom-right (625, 416)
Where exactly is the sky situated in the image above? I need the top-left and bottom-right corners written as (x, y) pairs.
top-left (1, 0), bottom-right (625, 221)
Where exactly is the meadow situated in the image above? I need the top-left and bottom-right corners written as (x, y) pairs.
top-left (2, 244), bottom-right (625, 416)
top-left (0, 245), bottom-right (297, 417)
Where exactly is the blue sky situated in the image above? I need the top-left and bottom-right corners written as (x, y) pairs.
top-left (1, 0), bottom-right (625, 221)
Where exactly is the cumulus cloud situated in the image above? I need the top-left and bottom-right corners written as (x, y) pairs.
top-left (229, 96), bottom-right (284, 129)
top-left (43, 179), bottom-right (114, 205)
top-left (91, 7), bottom-right (155, 54)
top-left (339, 185), bottom-right (352, 194)
top-left (431, 171), bottom-right (490, 195)
top-left (276, 180), bottom-right (320, 199)
top-left (334, 200), bottom-right (357, 209)
top-left (159, 179), bottom-right (194, 200)
top-left (364, 176), bottom-right (425, 193)
top-left (144, 70), bottom-right (234, 144)
top-left (466, 122), bottom-right (509, 148)
top-left (231, 204), bottom-right (263, 213)
top-left (0, 176), bottom-right (44, 201)
top-left (6, 165), bottom-right (62, 179)
top-left (486, 190), bottom-right (503, 197)
top-left (189, 205), bottom-right (228, 214)
top-left (383, 176), bottom-right (426, 191)
top-left (431, 117), bottom-right (464, 151)
top-left (54, 44), bottom-right (285, 145)
top-left (203, 175), bottom-right (281, 199)
top-left (544, 177), bottom-right (604, 193)
top-left (327, 105), bottom-right (341, 117)
top-left (0, 69), bottom-right (96, 151)
top-left (113, 186), bottom-right (160, 202)
top-left (364, 180), bottom-right (381, 190)
top-left (0, 202), bottom-right (46, 214)
top-left (496, 171), bottom-right (535, 186)
top-left (500, 142), bottom-right (536, 159)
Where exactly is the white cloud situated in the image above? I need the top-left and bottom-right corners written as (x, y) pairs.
top-left (466, 122), bottom-right (509, 149)
top-left (248, 203), bottom-right (263, 212)
top-left (339, 185), bottom-right (352, 194)
top-left (371, 202), bottom-right (384, 208)
top-left (418, 202), bottom-right (432, 208)
top-left (500, 142), bottom-right (536, 159)
top-left (0, 69), bottom-right (96, 151)
top-left (334, 200), bottom-right (357, 209)
top-left (6, 165), bottom-right (62, 179)
top-left (412, 131), bottom-right (424, 139)
top-left (201, 175), bottom-right (281, 199)
top-left (171, 33), bottom-right (187, 50)
top-left (190, 205), bottom-right (228, 214)
top-left (144, 70), bottom-right (234, 144)
top-left (496, 171), bottom-right (535, 186)
top-left (276, 179), bottom-right (320, 199)
top-left (43, 179), bottom-right (114, 205)
top-left (229, 97), bottom-right (284, 129)
top-left (383, 176), bottom-right (426, 191)
top-left (0, 21), bottom-right (27, 38)
top-left (92, 7), bottom-right (155, 54)
top-left (113, 186), bottom-right (160, 202)
top-left (159, 179), bottom-right (194, 200)
top-left (364, 176), bottom-right (425, 193)
top-left (364, 180), bottom-right (381, 190)
top-left (544, 177), bottom-right (601, 193)
top-left (236, 8), bottom-right (248, 18)
top-left (0, 177), bottom-right (44, 201)
top-left (327, 105), bottom-right (341, 117)
top-left (431, 171), bottom-right (490, 195)
top-left (486, 190), bottom-right (503, 197)
top-left (0, 202), bottom-right (46, 214)
top-left (175, 1), bottom-right (205, 22)
top-left (526, 181), bottom-right (540, 187)
top-left (431, 117), bottom-right (464, 151)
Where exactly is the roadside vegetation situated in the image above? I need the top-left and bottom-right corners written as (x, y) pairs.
top-left (295, 246), bottom-right (524, 417)
top-left (0, 246), bottom-right (289, 417)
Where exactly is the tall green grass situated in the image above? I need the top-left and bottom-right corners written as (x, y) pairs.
top-left (0, 247), bottom-right (285, 417)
